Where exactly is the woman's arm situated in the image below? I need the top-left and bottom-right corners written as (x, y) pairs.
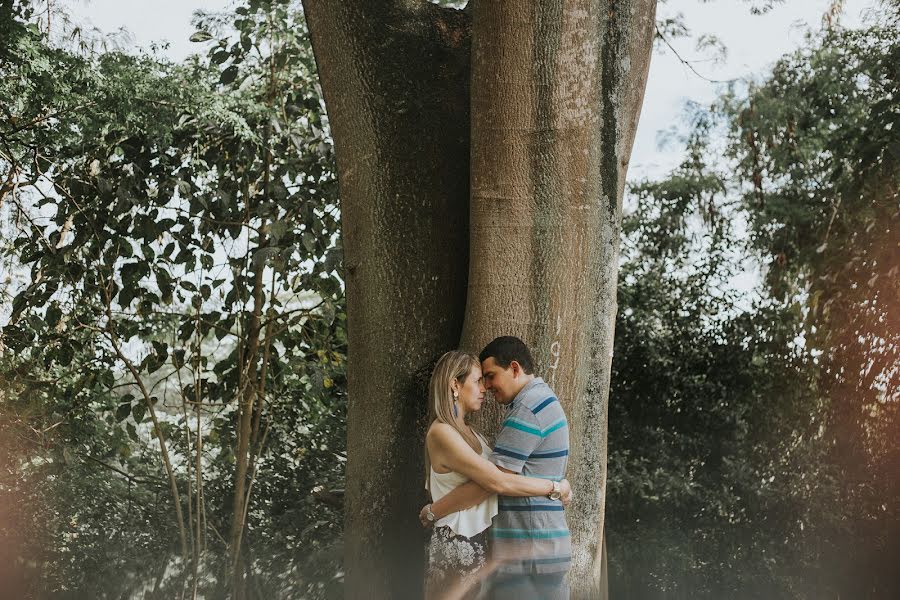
top-left (426, 480), bottom-right (493, 522)
top-left (424, 473), bottom-right (571, 523)
top-left (427, 425), bottom-right (570, 514)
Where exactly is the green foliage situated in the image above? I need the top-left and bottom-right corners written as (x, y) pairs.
top-left (608, 15), bottom-right (898, 599)
top-left (1, 1), bottom-right (346, 597)
top-left (2, 1), bottom-right (896, 599)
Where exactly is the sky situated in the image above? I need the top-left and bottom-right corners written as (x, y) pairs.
top-left (75, 0), bottom-right (877, 182)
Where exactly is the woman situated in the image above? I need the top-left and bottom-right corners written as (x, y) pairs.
top-left (422, 351), bottom-right (571, 597)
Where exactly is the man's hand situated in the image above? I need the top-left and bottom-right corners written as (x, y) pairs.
top-left (419, 503), bottom-right (435, 528)
top-left (560, 478), bottom-right (574, 507)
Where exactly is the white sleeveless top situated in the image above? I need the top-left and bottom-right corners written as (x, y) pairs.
top-left (429, 432), bottom-right (499, 537)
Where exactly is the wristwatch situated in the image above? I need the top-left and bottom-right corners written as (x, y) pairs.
top-left (425, 504), bottom-right (436, 522)
top-left (548, 481), bottom-right (562, 501)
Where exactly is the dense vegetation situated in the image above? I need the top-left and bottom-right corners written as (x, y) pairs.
top-left (1, 1), bottom-right (896, 598)
top-left (608, 17), bottom-right (898, 598)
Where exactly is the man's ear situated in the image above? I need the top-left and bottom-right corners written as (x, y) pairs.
top-left (509, 360), bottom-right (521, 378)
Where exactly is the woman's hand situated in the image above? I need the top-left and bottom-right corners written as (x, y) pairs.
top-left (419, 504), bottom-right (435, 528)
top-left (560, 479), bottom-right (573, 507)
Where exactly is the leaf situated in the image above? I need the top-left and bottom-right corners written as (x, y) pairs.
top-left (220, 65), bottom-right (239, 85)
top-left (57, 343), bottom-right (74, 367)
top-left (302, 231), bottom-right (315, 253)
top-left (132, 402), bottom-right (146, 424)
top-left (126, 422), bottom-right (139, 443)
top-left (269, 219), bottom-right (290, 243)
top-left (46, 303), bottom-right (62, 327)
top-left (157, 269), bottom-right (174, 303)
top-left (116, 401), bottom-right (132, 422)
top-left (151, 340), bottom-right (168, 358)
top-left (320, 301), bottom-right (335, 326)
top-left (323, 245), bottom-right (343, 273)
top-left (173, 349), bottom-right (186, 369)
top-left (190, 31), bottom-right (213, 43)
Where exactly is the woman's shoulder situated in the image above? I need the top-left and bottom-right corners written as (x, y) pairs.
top-left (428, 422), bottom-right (477, 454)
top-left (427, 421), bottom-right (457, 443)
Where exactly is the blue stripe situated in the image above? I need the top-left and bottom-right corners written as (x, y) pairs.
top-left (542, 419), bottom-right (567, 437)
top-left (498, 504), bottom-right (565, 512)
top-left (493, 528), bottom-right (570, 539)
top-left (520, 474), bottom-right (564, 481)
top-left (493, 442), bottom-right (531, 455)
top-left (501, 418), bottom-right (568, 439)
top-left (531, 449), bottom-right (569, 459)
top-left (504, 419), bottom-right (542, 436)
top-left (530, 396), bottom-right (557, 414)
top-left (494, 446), bottom-right (529, 461)
top-left (532, 556), bottom-right (572, 564)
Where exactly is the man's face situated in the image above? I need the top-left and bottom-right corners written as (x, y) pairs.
top-left (480, 357), bottom-right (518, 405)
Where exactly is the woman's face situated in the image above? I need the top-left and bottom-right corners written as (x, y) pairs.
top-left (455, 366), bottom-right (486, 415)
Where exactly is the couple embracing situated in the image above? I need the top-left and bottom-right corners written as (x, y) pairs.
top-left (421, 336), bottom-right (572, 600)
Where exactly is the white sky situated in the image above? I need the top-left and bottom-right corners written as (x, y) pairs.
top-left (633, 0), bottom-right (873, 179)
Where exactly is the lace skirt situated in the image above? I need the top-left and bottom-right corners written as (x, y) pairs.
top-left (426, 525), bottom-right (489, 599)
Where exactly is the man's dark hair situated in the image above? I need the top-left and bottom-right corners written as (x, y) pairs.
top-left (479, 336), bottom-right (535, 374)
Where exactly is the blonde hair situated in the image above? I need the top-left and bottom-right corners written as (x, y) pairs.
top-left (424, 350), bottom-right (482, 490)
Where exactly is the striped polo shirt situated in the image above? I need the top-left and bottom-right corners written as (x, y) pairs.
top-left (489, 377), bottom-right (570, 574)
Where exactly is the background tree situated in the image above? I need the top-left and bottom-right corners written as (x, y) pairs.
top-left (607, 13), bottom-right (898, 599)
top-left (2, 1), bottom-right (346, 597)
top-left (728, 19), bottom-right (898, 596)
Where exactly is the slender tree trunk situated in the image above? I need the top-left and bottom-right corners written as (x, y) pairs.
top-left (303, 1), bottom-right (655, 597)
top-left (230, 234), bottom-right (266, 597)
top-left (302, 2), bottom-right (472, 598)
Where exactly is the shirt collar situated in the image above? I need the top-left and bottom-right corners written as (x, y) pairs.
top-left (510, 377), bottom-right (544, 409)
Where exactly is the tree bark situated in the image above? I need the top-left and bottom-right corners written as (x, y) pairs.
top-left (301, 2), bottom-right (472, 598)
top-left (461, 1), bottom-right (655, 596)
top-left (302, 1), bottom-right (655, 597)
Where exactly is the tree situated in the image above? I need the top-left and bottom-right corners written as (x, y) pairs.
top-left (726, 20), bottom-right (899, 597)
top-left (605, 118), bottom-right (829, 598)
top-left (299, 0), bottom-right (656, 597)
top-left (2, 2), bottom-right (347, 597)
top-left (605, 13), bottom-right (899, 598)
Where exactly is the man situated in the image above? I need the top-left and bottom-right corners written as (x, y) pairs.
top-left (422, 336), bottom-right (571, 599)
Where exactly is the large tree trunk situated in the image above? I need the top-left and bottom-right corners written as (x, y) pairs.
top-left (302, 1), bottom-right (655, 598)
top-left (461, 1), bottom-right (655, 596)
top-left (301, 2), bottom-right (472, 598)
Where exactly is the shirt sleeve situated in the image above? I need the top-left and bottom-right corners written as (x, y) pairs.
top-left (489, 406), bottom-right (543, 473)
